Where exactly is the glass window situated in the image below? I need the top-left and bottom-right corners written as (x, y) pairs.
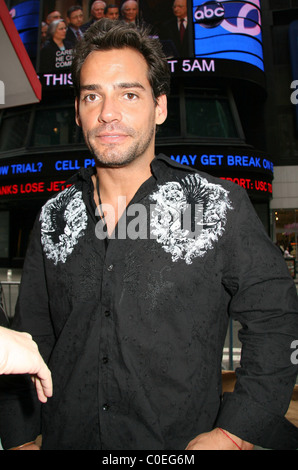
top-left (0, 110), bottom-right (31, 151)
top-left (0, 211), bottom-right (9, 258)
top-left (0, 86), bottom-right (241, 151)
top-left (31, 106), bottom-right (83, 147)
top-left (185, 91), bottom-right (238, 139)
top-left (272, 209), bottom-right (298, 279)
top-left (273, 209), bottom-right (298, 259)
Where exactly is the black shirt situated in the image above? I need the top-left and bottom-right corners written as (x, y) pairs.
top-left (39, 39), bottom-right (73, 74)
top-left (0, 155), bottom-right (298, 450)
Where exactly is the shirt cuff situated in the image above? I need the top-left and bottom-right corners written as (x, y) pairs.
top-left (215, 392), bottom-right (298, 450)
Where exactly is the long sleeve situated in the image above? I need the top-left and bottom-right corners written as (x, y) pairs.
top-left (0, 215), bottom-right (55, 449)
top-left (216, 188), bottom-right (298, 449)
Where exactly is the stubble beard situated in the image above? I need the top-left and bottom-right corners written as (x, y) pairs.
top-left (85, 123), bottom-right (156, 168)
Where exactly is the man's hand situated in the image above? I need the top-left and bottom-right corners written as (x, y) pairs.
top-left (185, 428), bottom-right (254, 450)
top-left (0, 327), bottom-right (53, 403)
top-left (10, 441), bottom-right (40, 450)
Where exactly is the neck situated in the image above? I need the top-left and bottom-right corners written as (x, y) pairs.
top-left (96, 158), bottom-right (153, 202)
top-left (93, 154), bottom-right (154, 234)
top-left (53, 38), bottom-right (63, 47)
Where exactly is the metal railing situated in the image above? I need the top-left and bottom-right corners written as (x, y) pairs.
top-left (223, 319), bottom-right (241, 370)
top-left (0, 280), bottom-right (240, 369)
top-left (0, 281), bottom-right (20, 325)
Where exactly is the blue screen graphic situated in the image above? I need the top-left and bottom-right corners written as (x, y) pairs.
top-left (193, 0), bottom-right (264, 71)
top-left (10, 0), bottom-right (40, 59)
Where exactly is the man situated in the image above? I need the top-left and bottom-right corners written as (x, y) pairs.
top-left (159, 0), bottom-right (190, 57)
top-left (121, 0), bottom-right (139, 24)
top-left (104, 4), bottom-right (120, 20)
top-left (45, 10), bottom-right (62, 25)
top-left (81, 0), bottom-right (106, 32)
top-left (0, 19), bottom-right (297, 450)
top-left (40, 21), bottom-right (48, 48)
top-left (65, 5), bottom-right (84, 47)
top-left (0, 327), bottom-right (52, 404)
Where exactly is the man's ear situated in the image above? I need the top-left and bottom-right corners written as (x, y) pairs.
top-left (75, 97), bottom-right (81, 127)
top-left (155, 94), bottom-right (168, 126)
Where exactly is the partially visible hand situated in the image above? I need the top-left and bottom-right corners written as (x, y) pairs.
top-left (11, 442), bottom-right (40, 450)
top-left (0, 327), bottom-right (53, 402)
top-left (10, 435), bottom-right (42, 450)
top-left (185, 428), bottom-right (254, 450)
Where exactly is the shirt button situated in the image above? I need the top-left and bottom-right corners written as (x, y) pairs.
top-left (102, 356), bottom-right (108, 364)
top-left (107, 264), bottom-right (114, 271)
top-left (104, 310), bottom-right (110, 317)
top-left (102, 404), bottom-right (109, 412)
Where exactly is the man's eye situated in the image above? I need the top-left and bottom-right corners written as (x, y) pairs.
top-left (124, 93), bottom-right (138, 100)
top-left (84, 94), bottom-right (99, 102)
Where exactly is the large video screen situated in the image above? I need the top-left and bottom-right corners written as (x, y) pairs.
top-left (8, 0), bottom-right (264, 82)
top-left (192, 0), bottom-right (264, 71)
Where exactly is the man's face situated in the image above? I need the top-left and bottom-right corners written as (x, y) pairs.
top-left (75, 48), bottom-right (167, 168)
top-left (68, 9), bottom-right (84, 28)
top-left (41, 24), bottom-right (48, 39)
top-left (173, 0), bottom-right (187, 19)
top-left (92, 2), bottom-right (105, 19)
top-left (47, 11), bottom-right (61, 24)
top-left (122, 2), bottom-right (138, 22)
top-left (105, 7), bottom-right (119, 20)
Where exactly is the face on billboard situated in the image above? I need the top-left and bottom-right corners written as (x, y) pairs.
top-left (172, 0), bottom-right (188, 20)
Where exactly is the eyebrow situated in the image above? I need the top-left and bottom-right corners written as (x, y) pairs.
top-left (79, 82), bottom-right (146, 93)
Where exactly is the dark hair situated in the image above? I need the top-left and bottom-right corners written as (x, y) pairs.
top-left (71, 18), bottom-right (170, 103)
top-left (67, 5), bottom-right (83, 18)
top-left (104, 4), bottom-right (119, 14)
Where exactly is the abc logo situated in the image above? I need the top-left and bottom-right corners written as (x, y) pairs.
top-left (194, 1), bottom-right (225, 28)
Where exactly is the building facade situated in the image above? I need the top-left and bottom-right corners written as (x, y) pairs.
top-left (261, 0), bottom-right (298, 274)
top-left (0, 0), bottom-right (279, 268)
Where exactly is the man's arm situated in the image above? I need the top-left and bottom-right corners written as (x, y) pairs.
top-left (184, 186), bottom-right (298, 450)
top-left (213, 187), bottom-right (298, 449)
top-left (0, 216), bottom-right (55, 450)
top-left (186, 428), bottom-right (253, 450)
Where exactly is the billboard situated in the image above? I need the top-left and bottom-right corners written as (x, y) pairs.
top-left (192, 0), bottom-right (264, 71)
top-left (289, 20), bottom-right (298, 132)
top-left (8, 0), bottom-right (263, 86)
top-left (9, 0), bottom-right (39, 63)
top-left (0, 147), bottom-right (274, 201)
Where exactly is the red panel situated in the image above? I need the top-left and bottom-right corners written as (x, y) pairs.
top-left (0, 0), bottom-right (41, 101)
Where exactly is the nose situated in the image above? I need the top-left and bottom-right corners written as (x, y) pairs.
top-left (98, 96), bottom-right (122, 124)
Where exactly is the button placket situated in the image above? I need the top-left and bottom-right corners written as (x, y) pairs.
top-left (100, 260), bottom-right (114, 419)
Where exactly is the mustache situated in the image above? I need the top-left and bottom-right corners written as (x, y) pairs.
top-left (87, 124), bottom-right (136, 138)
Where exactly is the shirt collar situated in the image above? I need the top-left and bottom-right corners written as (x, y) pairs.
top-left (75, 153), bottom-right (194, 185)
top-left (151, 153), bottom-right (196, 182)
top-left (69, 25), bottom-right (83, 35)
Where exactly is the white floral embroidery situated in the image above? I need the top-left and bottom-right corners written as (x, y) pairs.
top-left (150, 173), bottom-right (233, 264)
top-left (40, 186), bottom-right (88, 265)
